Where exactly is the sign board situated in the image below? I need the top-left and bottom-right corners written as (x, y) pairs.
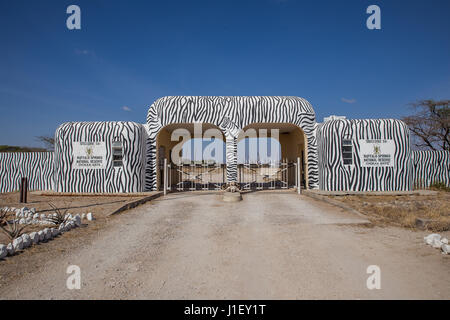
top-left (73, 141), bottom-right (107, 169)
top-left (359, 139), bottom-right (395, 167)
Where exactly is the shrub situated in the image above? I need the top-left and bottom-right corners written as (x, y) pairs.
top-left (0, 209), bottom-right (28, 240)
top-left (46, 202), bottom-right (69, 225)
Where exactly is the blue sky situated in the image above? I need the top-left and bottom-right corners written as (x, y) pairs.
top-left (0, 0), bottom-right (449, 147)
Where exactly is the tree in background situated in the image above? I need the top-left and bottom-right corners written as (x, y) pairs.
top-left (402, 100), bottom-right (449, 151)
top-left (35, 135), bottom-right (55, 151)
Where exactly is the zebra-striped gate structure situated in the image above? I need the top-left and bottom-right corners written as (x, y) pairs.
top-left (147, 97), bottom-right (318, 192)
top-left (1, 96), bottom-right (449, 193)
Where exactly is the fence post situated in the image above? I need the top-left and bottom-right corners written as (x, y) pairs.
top-left (163, 158), bottom-right (168, 195)
top-left (297, 157), bottom-right (301, 194)
top-left (20, 177), bottom-right (28, 203)
top-left (168, 163), bottom-right (171, 191)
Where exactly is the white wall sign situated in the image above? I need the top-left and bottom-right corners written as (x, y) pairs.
top-left (73, 141), bottom-right (107, 169)
top-left (359, 139), bottom-right (395, 167)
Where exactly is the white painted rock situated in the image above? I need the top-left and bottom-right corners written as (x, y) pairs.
top-left (65, 221), bottom-right (72, 230)
top-left (432, 238), bottom-right (443, 249)
top-left (30, 208), bottom-right (36, 214)
top-left (442, 244), bottom-right (450, 255)
top-left (19, 218), bottom-right (26, 225)
top-left (40, 213), bottom-right (46, 219)
top-left (30, 232), bottom-right (40, 244)
top-left (59, 223), bottom-right (65, 232)
top-left (21, 234), bottom-right (31, 248)
top-left (424, 234), bottom-right (441, 245)
top-left (43, 228), bottom-right (52, 240)
top-left (12, 237), bottom-right (23, 251)
top-left (73, 215), bottom-right (82, 227)
top-left (0, 244), bottom-right (7, 259)
top-left (26, 217), bottom-right (32, 224)
top-left (6, 243), bottom-right (15, 256)
top-left (38, 230), bottom-right (45, 241)
top-left (81, 213), bottom-right (86, 219)
top-left (87, 212), bottom-right (94, 221)
top-left (33, 213), bottom-right (39, 219)
top-left (51, 228), bottom-right (59, 237)
top-left (441, 238), bottom-right (449, 244)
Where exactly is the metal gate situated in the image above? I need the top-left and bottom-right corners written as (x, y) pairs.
top-left (161, 159), bottom-right (303, 193)
top-left (168, 162), bottom-right (226, 191)
top-left (238, 161), bottom-right (298, 190)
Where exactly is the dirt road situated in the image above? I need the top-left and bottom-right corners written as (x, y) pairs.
top-left (1, 191), bottom-right (449, 299)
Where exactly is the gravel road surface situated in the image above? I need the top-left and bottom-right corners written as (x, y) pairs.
top-left (1, 191), bottom-right (449, 299)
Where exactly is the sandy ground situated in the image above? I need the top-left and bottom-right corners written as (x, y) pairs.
top-left (0, 190), bottom-right (449, 299)
top-left (0, 192), bottom-right (148, 244)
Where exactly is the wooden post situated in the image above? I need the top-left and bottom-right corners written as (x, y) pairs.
top-left (297, 157), bottom-right (301, 194)
top-left (19, 177), bottom-right (28, 203)
top-left (163, 158), bottom-right (168, 195)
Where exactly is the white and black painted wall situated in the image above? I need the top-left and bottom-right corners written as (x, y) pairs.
top-left (0, 152), bottom-right (54, 193)
top-left (412, 150), bottom-right (450, 188)
top-left (54, 121), bottom-right (147, 193)
top-left (317, 119), bottom-right (413, 191)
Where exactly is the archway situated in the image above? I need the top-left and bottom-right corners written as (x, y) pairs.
top-left (156, 123), bottom-right (226, 190)
top-left (237, 123), bottom-right (308, 189)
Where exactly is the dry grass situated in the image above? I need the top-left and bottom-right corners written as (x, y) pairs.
top-left (331, 192), bottom-right (450, 231)
top-left (0, 191), bottom-right (147, 245)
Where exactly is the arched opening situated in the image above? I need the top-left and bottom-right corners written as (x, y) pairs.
top-left (237, 123), bottom-right (308, 189)
top-left (156, 123), bottom-right (226, 190)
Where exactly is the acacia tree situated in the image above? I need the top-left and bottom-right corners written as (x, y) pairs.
top-left (35, 135), bottom-right (55, 151)
top-left (402, 99), bottom-right (449, 151)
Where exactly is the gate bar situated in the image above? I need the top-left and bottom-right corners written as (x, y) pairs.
top-left (297, 157), bottom-right (301, 194)
top-left (163, 158), bottom-right (168, 195)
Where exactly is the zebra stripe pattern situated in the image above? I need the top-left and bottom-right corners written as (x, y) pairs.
top-left (412, 150), bottom-right (450, 188)
top-left (317, 119), bottom-right (412, 191)
top-left (225, 136), bottom-right (238, 182)
top-left (54, 121), bottom-right (147, 193)
top-left (0, 152), bottom-right (54, 193)
top-left (146, 96), bottom-right (319, 191)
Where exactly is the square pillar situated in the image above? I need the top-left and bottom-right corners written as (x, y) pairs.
top-left (225, 135), bottom-right (238, 183)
